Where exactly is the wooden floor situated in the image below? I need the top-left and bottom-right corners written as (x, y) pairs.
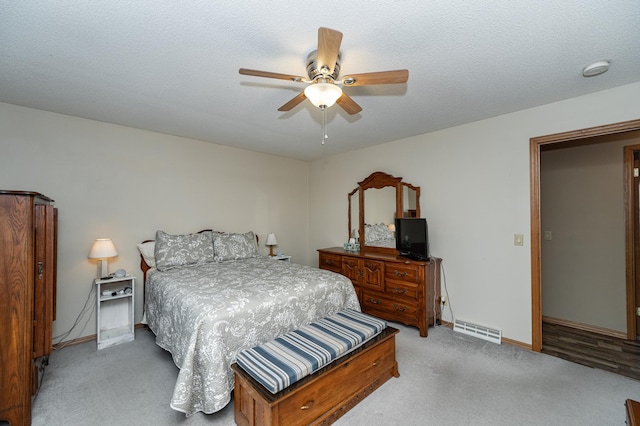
top-left (542, 321), bottom-right (640, 381)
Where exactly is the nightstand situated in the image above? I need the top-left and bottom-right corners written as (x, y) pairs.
top-left (95, 275), bottom-right (135, 350)
top-left (271, 255), bottom-right (292, 262)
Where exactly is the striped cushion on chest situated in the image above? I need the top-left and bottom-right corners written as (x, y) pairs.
top-left (235, 309), bottom-right (387, 394)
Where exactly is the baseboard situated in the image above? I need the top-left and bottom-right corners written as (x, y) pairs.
top-left (501, 336), bottom-right (532, 350)
top-left (55, 321), bottom-right (536, 352)
top-left (440, 319), bottom-right (453, 328)
top-left (542, 315), bottom-right (627, 340)
top-left (53, 323), bottom-right (148, 350)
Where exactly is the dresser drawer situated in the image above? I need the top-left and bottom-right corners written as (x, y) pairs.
top-left (318, 252), bottom-right (342, 273)
top-left (385, 279), bottom-right (418, 299)
top-left (362, 290), bottom-right (418, 322)
top-left (385, 262), bottom-right (421, 283)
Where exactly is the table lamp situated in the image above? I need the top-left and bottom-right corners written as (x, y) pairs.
top-left (88, 238), bottom-right (118, 278)
top-left (266, 233), bottom-right (278, 257)
top-left (387, 223), bottom-right (396, 235)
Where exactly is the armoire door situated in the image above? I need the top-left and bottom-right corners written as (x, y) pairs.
top-left (33, 203), bottom-right (55, 359)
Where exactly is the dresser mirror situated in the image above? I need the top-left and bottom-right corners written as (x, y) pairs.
top-left (348, 187), bottom-right (359, 241)
top-left (348, 171), bottom-right (420, 252)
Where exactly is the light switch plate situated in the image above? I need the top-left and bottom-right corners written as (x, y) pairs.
top-left (514, 234), bottom-right (524, 246)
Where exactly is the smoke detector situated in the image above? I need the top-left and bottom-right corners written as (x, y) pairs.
top-left (582, 60), bottom-right (610, 77)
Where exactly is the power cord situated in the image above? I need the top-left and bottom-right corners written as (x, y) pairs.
top-left (52, 284), bottom-right (96, 350)
top-left (432, 257), bottom-right (440, 327)
top-left (439, 258), bottom-right (454, 323)
top-left (32, 356), bottom-right (48, 401)
top-left (37, 286), bottom-right (95, 398)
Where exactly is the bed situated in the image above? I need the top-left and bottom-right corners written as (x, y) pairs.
top-left (138, 230), bottom-right (360, 416)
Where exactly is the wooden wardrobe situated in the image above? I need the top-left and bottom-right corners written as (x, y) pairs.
top-left (0, 191), bottom-right (57, 426)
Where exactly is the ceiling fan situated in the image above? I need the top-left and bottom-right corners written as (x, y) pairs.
top-left (239, 27), bottom-right (409, 116)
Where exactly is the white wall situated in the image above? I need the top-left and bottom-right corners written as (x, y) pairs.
top-left (0, 102), bottom-right (309, 341)
top-left (2, 83), bottom-right (639, 345)
top-left (308, 82), bottom-right (640, 344)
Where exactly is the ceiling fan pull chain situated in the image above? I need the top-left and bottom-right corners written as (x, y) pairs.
top-left (321, 105), bottom-right (328, 145)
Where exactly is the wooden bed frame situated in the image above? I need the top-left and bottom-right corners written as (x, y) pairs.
top-left (231, 326), bottom-right (399, 426)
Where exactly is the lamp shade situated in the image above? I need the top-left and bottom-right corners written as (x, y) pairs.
top-left (304, 81), bottom-right (342, 108)
top-left (88, 238), bottom-right (118, 259)
top-left (266, 233), bottom-right (278, 246)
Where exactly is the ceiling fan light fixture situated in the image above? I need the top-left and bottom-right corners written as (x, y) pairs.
top-left (304, 81), bottom-right (342, 108)
top-left (239, 27), bottom-right (406, 116)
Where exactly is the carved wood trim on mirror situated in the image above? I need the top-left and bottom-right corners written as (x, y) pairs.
top-left (348, 171), bottom-right (421, 254)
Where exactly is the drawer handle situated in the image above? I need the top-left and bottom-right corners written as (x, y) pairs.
top-left (368, 297), bottom-right (382, 304)
top-left (393, 270), bottom-right (407, 277)
top-left (37, 262), bottom-right (44, 280)
top-left (393, 287), bottom-right (407, 294)
top-left (301, 400), bottom-right (315, 410)
top-left (325, 259), bottom-right (334, 265)
top-left (394, 304), bottom-right (408, 311)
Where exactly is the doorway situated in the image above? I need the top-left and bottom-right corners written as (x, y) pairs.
top-left (626, 146), bottom-right (640, 338)
top-left (530, 119), bottom-right (640, 352)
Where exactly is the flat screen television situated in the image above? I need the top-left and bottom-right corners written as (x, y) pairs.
top-left (395, 218), bottom-right (430, 260)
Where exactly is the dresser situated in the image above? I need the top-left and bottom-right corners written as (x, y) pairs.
top-left (318, 247), bottom-right (441, 337)
top-left (0, 191), bottom-right (57, 426)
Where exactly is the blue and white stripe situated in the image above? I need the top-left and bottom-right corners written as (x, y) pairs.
top-left (235, 309), bottom-right (387, 394)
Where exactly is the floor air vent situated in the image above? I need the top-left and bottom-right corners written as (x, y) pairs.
top-left (453, 319), bottom-right (502, 344)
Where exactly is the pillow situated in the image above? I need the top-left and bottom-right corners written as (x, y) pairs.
top-left (214, 231), bottom-right (259, 261)
top-left (154, 230), bottom-right (215, 271)
top-left (137, 241), bottom-right (156, 268)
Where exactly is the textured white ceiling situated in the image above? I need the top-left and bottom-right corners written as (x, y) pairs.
top-left (1, 1), bottom-right (639, 160)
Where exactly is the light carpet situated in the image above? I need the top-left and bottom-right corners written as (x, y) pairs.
top-left (32, 323), bottom-right (640, 425)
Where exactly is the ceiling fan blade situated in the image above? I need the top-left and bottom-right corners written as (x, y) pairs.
top-left (239, 68), bottom-right (307, 82)
top-left (341, 69), bottom-right (409, 86)
top-left (317, 27), bottom-right (343, 75)
top-left (336, 93), bottom-right (362, 115)
top-left (277, 91), bottom-right (307, 112)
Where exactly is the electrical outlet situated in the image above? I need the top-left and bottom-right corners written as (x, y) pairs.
top-left (441, 296), bottom-right (448, 306)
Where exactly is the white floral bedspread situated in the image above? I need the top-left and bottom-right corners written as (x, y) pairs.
top-left (144, 257), bottom-right (360, 416)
